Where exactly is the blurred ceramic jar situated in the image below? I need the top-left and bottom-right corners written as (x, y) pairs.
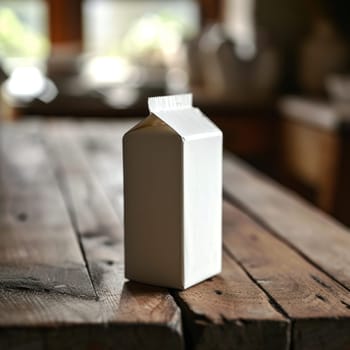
top-left (186, 23), bottom-right (281, 105)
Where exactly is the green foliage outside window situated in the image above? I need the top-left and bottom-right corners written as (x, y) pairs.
top-left (0, 8), bottom-right (49, 59)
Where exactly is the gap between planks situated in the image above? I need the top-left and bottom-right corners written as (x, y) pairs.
top-left (224, 185), bottom-right (350, 297)
top-left (223, 155), bottom-right (350, 349)
top-left (223, 152), bottom-right (350, 295)
top-left (0, 120), bottom-right (96, 299)
top-left (43, 128), bottom-right (99, 301)
top-left (40, 120), bottom-right (183, 349)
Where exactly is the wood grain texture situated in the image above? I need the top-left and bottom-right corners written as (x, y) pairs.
top-left (175, 251), bottom-right (289, 350)
top-left (42, 121), bottom-right (182, 349)
top-left (77, 120), bottom-right (137, 219)
top-left (0, 121), bottom-right (94, 298)
top-left (223, 152), bottom-right (350, 291)
top-left (0, 288), bottom-right (100, 326)
top-left (0, 123), bottom-right (90, 268)
top-left (0, 121), bottom-right (101, 348)
top-left (223, 201), bottom-right (350, 349)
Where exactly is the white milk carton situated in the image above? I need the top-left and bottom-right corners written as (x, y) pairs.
top-left (123, 94), bottom-right (222, 289)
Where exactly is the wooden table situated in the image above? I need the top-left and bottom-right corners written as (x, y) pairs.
top-left (1, 120), bottom-right (350, 350)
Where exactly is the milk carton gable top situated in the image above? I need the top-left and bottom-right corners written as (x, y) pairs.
top-left (148, 94), bottom-right (222, 141)
top-left (123, 114), bottom-right (175, 138)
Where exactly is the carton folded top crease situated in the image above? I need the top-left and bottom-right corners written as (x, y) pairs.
top-left (147, 94), bottom-right (222, 141)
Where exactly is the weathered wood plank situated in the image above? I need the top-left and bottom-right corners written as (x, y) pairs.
top-left (42, 121), bottom-right (182, 349)
top-left (0, 121), bottom-right (102, 348)
top-left (78, 120), bottom-right (137, 219)
top-left (0, 288), bottom-right (99, 326)
top-left (223, 152), bottom-right (350, 291)
top-left (44, 325), bottom-right (182, 350)
top-left (0, 121), bottom-right (95, 298)
top-left (175, 251), bottom-right (289, 350)
top-left (67, 121), bottom-right (290, 350)
top-left (0, 122), bottom-right (90, 267)
top-left (0, 328), bottom-right (43, 350)
top-left (223, 201), bottom-right (350, 349)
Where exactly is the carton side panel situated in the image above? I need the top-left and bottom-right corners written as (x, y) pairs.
top-left (123, 127), bottom-right (183, 288)
top-left (183, 135), bottom-right (223, 287)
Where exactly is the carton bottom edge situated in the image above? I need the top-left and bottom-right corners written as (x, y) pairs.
top-left (125, 268), bottom-right (222, 290)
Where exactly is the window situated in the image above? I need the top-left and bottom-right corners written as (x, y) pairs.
top-left (0, 0), bottom-right (49, 72)
top-left (83, 0), bottom-right (199, 62)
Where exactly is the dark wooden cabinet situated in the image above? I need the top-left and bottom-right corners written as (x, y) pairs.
top-left (279, 96), bottom-right (350, 226)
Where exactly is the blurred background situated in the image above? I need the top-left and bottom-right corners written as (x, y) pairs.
top-left (1, 0), bottom-right (350, 226)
